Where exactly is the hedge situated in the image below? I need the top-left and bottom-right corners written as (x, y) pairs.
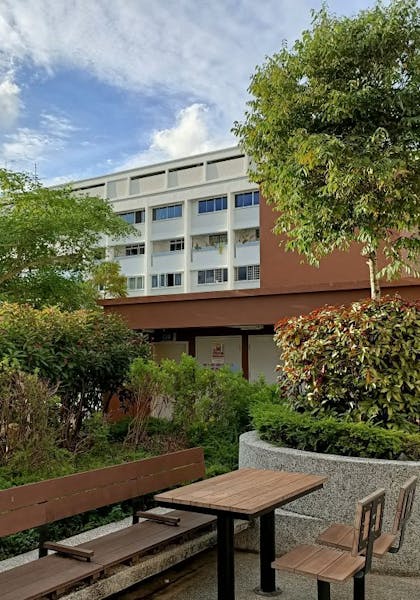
top-left (252, 403), bottom-right (420, 461)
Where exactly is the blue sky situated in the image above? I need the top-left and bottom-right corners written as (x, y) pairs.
top-left (0, 0), bottom-right (376, 184)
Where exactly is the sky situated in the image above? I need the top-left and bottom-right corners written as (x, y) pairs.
top-left (0, 0), bottom-right (377, 184)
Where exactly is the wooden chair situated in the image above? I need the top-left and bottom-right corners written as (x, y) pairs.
top-left (272, 488), bottom-right (386, 600)
top-left (316, 476), bottom-right (417, 558)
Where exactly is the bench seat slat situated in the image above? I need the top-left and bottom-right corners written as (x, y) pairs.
top-left (78, 510), bottom-right (216, 568)
top-left (0, 554), bottom-right (102, 600)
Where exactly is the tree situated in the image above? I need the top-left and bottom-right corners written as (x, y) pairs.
top-left (90, 261), bottom-right (128, 299)
top-left (0, 168), bottom-right (133, 308)
top-left (233, 0), bottom-right (420, 299)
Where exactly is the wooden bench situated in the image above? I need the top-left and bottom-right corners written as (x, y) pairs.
top-left (316, 476), bottom-right (417, 558)
top-left (272, 488), bottom-right (386, 600)
top-left (0, 448), bottom-right (215, 600)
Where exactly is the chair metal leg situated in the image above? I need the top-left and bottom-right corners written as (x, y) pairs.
top-left (317, 580), bottom-right (331, 600)
top-left (354, 574), bottom-right (365, 600)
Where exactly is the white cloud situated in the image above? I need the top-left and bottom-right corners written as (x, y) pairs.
top-left (0, 75), bottom-right (21, 128)
top-left (0, 0), bottom-right (313, 138)
top-left (119, 103), bottom-right (233, 170)
top-left (0, 113), bottom-right (76, 171)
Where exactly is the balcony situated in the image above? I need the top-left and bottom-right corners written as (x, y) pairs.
top-left (116, 254), bottom-right (145, 276)
top-left (234, 241), bottom-right (260, 266)
top-left (151, 251), bottom-right (184, 272)
top-left (191, 246), bottom-right (227, 270)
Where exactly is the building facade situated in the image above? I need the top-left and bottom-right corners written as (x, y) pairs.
top-left (70, 147), bottom-right (420, 384)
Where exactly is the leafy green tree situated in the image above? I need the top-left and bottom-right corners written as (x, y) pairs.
top-left (234, 0), bottom-right (420, 299)
top-left (0, 169), bottom-right (133, 307)
top-left (90, 261), bottom-right (128, 300)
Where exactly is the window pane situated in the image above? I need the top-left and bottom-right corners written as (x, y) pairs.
top-left (243, 193), bottom-right (252, 206)
top-left (198, 200), bottom-right (206, 214)
top-left (152, 275), bottom-right (158, 288)
top-left (175, 273), bottom-right (182, 285)
top-left (235, 194), bottom-right (243, 208)
top-left (120, 212), bottom-right (135, 224)
top-left (222, 196), bottom-right (227, 209)
top-left (253, 191), bottom-right (260, 205)
top-left (215, 197), bottom-right (222, 211)
top-left (198, 271), bottom-right (205, 284)
top-left (135, 210), bottom-right (145, 223)
top-left (174, 204), bottom-right (182, 217)
top-left (207, 199), bottom-right (214, 213)
top-left (223, 268), bottom-right (228, 282)
top-left (160, 274), bottom-right (165, 287)
top-left (167, 273), bottom-right (174, 286)
top-left (237, 266), bottom-right (247, 280)
top-left (206, 270), bottom-right (215, 283)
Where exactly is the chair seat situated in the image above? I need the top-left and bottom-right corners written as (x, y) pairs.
top-left (272, 544), bottom-right (365, 583)
top-left (316, 523), bottom-right (396, 557)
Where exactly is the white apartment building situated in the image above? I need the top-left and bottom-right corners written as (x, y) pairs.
top-left (73, 147), bottom-right (260, 297)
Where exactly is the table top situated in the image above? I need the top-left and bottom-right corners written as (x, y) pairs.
top-left (155, 467), bottom-right (327, 518)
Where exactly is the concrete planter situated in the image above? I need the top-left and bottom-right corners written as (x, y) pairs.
top-left (237, 430), bottom-right (420, 576)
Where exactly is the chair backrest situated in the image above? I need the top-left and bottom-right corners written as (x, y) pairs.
top-left (351, 488), bottom-right (386, 572)
top-left (0, 447), bottom-right (205, 538)
top-left (391, 476), bottom-right (417, 536)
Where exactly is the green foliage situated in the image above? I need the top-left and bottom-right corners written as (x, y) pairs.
top-left (90, 261), bottom-right (128, 300)
top-left (275, 297), bottom-right (420, 431)
top-left (0, 168), bottom-right (133, 308)
top-left (234, 0), bottom-right (420, 298)
top-left (252, 402), bottom-right (420, 461)
top-left (159, 355), bottom-right (278, 473)
top-left (0, 303), bottom-right (151, 446)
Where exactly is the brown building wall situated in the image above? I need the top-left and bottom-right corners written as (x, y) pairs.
top-left (103, 199), bottom-right (419, 329)
top-left (259, 199), bottom-right (419, 294)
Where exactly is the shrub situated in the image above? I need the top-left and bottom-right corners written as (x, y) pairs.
top-left (0, 303), bottom-right (151, 447)
top-left (275, 297), bottom-right (420, 431)
top-left (0, 364), bottom-right (66, 472)
top-left (252, 402), bottom-right (420, 461)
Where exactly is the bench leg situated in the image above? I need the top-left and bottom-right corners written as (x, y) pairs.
top-left (217, 514), bottom-right (235, 600)
top-left (317, 581), bottom-right (330, 600)
top-left (354, 574), bottom-right (365, 600)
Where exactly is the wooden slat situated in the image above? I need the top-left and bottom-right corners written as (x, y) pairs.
top-left (78, 510), bottom-right (215, 568)
top-left (318, 552), bottom-right (365, 583)
top-left (293, 547), bottom-right (343, 578)
top-left (0, 448), bottom-right (205, 536)
top-left (0, 555), bottom-right (102, 600)
top-left (317, 524), bottom-right (396, 557)
top-left (272, 544), bottom-right (321, 573)
top-left (156, 468), bottom-right (327, 515)
top-left (316, 524), bottom-right (354, 550)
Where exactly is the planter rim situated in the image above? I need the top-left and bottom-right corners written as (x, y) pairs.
top-left (240, 430), bottom-right (420, 468)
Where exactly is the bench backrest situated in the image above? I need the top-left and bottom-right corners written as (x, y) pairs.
top-left (351, 488), bottom-right (385, 572)
top-left (391, 475), bottom-right (417, 536)
top-left (0, 447), bottom-right (205, 538)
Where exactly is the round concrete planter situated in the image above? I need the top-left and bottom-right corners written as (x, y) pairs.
top-left (237, 430), bottom-right (420, 576)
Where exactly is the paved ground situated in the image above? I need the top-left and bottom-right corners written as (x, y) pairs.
top-left (115, 548), bottom-right (420, 600)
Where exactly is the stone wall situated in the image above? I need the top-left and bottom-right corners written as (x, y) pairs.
top-left (237, 430), bottom-right (420, 576)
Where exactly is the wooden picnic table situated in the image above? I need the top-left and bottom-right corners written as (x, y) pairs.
top-left (155, 467), bottom-right (327, 600)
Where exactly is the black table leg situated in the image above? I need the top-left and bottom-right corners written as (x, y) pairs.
top-left (255, 510), bottom-right (281, 596)
top-left (217, 514), bottom-right (235, 600)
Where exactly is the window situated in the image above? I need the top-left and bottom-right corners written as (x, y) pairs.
top-left (235, 190), bottom-right (259, 208)
top-left (198, 196), bottom-right (227, 214)
top-left (152, 204), bottom-right (182, 220)
top-left (208, 233), bottom-right (228, 246)
top-left (235, 265), bottom-right (260, 281)
top-left (197, 268), bottom-right (228, 285)
top-left (118, 210), bottom-right (145, 224)
top-left (170, 238), bottom-right (184, 252)
top-left (115, 243), bottom-right (145, 257)
top-left (127, 276), bottom-right (144, 291)
top-left (151, 272), bottom-right (182, 288)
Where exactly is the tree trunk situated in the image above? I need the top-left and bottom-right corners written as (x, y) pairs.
top-left (367, 253), bottom-right (381, 300)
